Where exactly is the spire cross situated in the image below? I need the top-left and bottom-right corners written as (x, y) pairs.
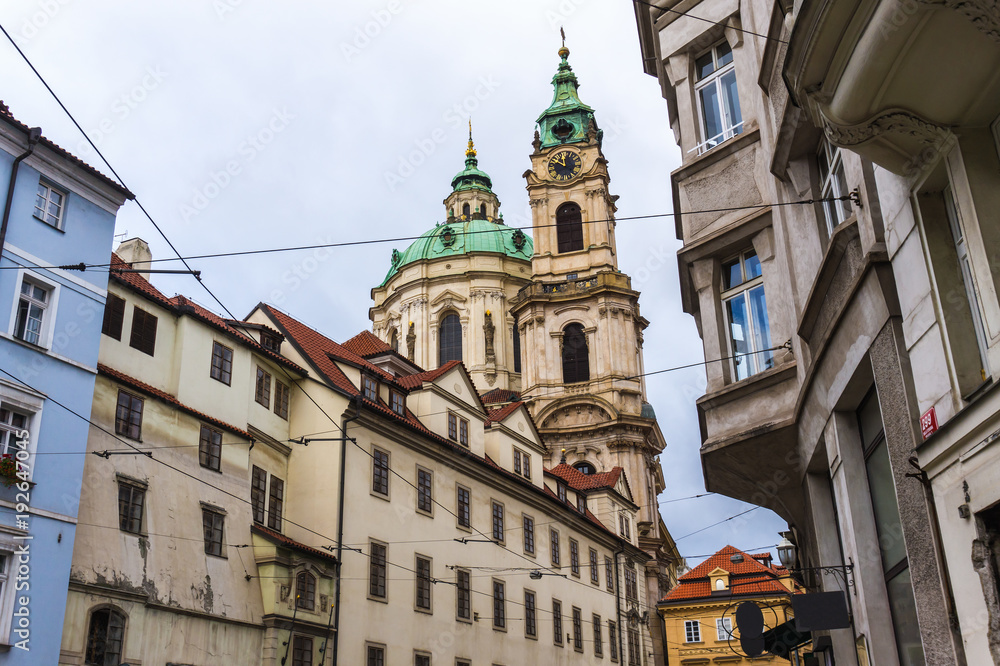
top-left (560, 26), bottom-right (566, 48)
top-left (465, 118), bottom-right (477, 159)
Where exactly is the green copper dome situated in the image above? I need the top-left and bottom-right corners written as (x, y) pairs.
top-left (380, 219), bottom-right (533, 286)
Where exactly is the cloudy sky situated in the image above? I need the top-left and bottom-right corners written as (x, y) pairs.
top-left (1, 0), bottom-right (785, 566)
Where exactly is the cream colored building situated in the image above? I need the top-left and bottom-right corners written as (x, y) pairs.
top-left (60, 242), bottom-right (316, 665)
top-left (634, 1), bottom-right (1000, 664)
top-left (372, 47), bottom-right (682, 664)
top-left (61, 239), bottom-right (655, 665)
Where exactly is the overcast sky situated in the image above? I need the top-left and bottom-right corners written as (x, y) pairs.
top-left (1, 0), bottom-right (785, 567)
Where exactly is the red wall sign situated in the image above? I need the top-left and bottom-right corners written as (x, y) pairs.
top-left (920, 407), bottom-right (938, 440)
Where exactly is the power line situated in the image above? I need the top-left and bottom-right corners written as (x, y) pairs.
top-left (0, 197), bottom-right (853, 273)
top-left (626, 341), bottom-right (791, 380)
top-left (674, 506), bottom-right (761, 542)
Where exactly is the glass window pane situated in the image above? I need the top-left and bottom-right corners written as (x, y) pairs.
top-left (721, 70), bottom-right (742, 134)
top-left (857, 391), bottom-right (884, 449)
top-left (885, 568), bottom-right (926, 666)
top-left (748, 285), bottom-right (772, 372)
top-left (743, 252), bottom-right (761, 280)
top-left (716, 41), bottom-right (733, 66)
top-left (722, 259), bottom-right (741, 290)
top-left (835, 163), bottom-right (851, 220)
top-left (699, 84), bottom-right (723, 145)
top-left (727, 295), bottom-right (750, 382)
top-left (866, 440), bottom-right (907, 572)
top-left (695, 52), bottom-right (714, 80)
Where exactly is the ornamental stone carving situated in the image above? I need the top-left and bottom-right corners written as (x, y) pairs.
top-left (484, 310), bottom-right (496, 362)
top-left (823, 109), bottom-right (948, 147)
top-left (406, 322), bottom-right (416, 362)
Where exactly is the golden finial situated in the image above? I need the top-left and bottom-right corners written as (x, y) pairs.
top-left (466, 118), bottom-right (477, 158)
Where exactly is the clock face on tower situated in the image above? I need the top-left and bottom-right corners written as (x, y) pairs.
top-left (547, 150), bottom-right (582, 182)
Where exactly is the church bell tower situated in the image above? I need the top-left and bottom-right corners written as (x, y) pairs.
top-left (510, 42), bottom-right (673, 634)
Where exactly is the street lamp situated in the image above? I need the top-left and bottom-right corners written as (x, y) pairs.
top-left (777, 536), bottom-right (796, 569)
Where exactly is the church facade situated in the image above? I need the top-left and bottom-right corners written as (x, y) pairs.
top-left (371, 45), bottom-right (681, 664)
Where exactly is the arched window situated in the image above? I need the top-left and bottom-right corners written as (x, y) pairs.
top-left (562, 323), bottom-right (589, 383)
top-left (556, 202), bottom-right (584, 253)
top-left (86, 607), bottom-right (126, 665)
top-left (479, 203), bottom-right (487, 217)
top-left (512, 315), bottom-right (521, 373)
top-left (439, 313), bottom-right (462, 365)
top-left (389, 329), bottom-right (398, 352)
top-left (296, 571), bottom-right (316, 610)
top-left (573, 461), bottom-right (596, 475)
top-left (462, 203), bottom-right (471, 217)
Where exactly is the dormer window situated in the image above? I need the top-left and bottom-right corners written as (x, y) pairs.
top-left (513, 448), bottom-right (531, 480)
top-left (260, 331), bottom-right (282, 353)
top-left (573, 461), bottom-right (596, 475)
top-left (390, 389), bottom-right (405, 416)
top-left (362, 375), bottom-right (378, 402)
top-left (448, 412), bottom-right (470, 447)
top-left (576, 493), bottom-right (587, 514)
top-left (557, 483), bottom-right (567, 503)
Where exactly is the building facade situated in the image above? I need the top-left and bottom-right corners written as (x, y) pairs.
top-left (658, 545), bottom-right (799, 665)
top-left (61, 239), bottom-right (655, 664)
top-left (634, 1), bottom-right (1000, 664)
top-left (0, 101), bottom-right (131, 663)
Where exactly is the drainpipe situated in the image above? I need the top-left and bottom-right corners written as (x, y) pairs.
top-left (331, 395), bottom-right (362, 666)
top-left (614, 547), bottom-right (625, 664)
top-left (1, 127), bottom-right (42, 255)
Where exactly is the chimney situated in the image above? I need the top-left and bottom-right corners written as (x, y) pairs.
top-left (115, 238), bottom-right (152, 274)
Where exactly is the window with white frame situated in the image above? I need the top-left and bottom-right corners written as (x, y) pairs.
top-left (34, 180), bottom-right (66, 229)
top-left (13, 278), bottom-right (51, 346)
top-left (721, 249), bottom-right (773, 381)
top-left (685, 619), bottom-right (701, 642)
top-left (944, 186), bottom-right (990, 380)
top-left (0, 406), bottom-right (28, 457)
top-left (817, 138), bottom-right (853, 235)
top-left (693, 41), bottom-right (742, 154)
top-left (716, 617), bottom-right (733, 641)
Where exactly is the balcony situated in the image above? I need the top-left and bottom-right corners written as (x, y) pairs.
top-left (785, 1), bottom-right (1000, 176)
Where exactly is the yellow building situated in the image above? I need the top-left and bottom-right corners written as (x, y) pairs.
top-left (658, 546), bottom-right (800, 666)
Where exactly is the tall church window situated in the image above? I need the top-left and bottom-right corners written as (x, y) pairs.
top-left (556, 203), bottom-right (584, 253)
top-left (479, 203), bottom-right (486, 217)
top-left (439, 313), bottom-right (462, 365)
top-left (512, 316), bottom-right (521, 373)
top-left (562, 323), bottom-right (589, 383)
top-left (462, 203), bottom-right (471, 218)
top-left (389, 329), bottom-right (398, 352)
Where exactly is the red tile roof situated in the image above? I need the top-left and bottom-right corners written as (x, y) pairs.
top-left (108, 255), bottom-right (304, 375)
top-left (485, 401), bottom-right (522, 426)
top-left (98, 363), bottom-right (250, 439)
top-left (395, 360), bottom-right (463, 390)
top-left (341, 330), bottom-right (392, 357)
top-left (661, 545), bottom-right (792, 602)
top-left (480, 388), bottom-right (520, 405)
top-left (251, 524), bottom-right (338, 565)
top-left (0, 100), bottom-right (133, 197)
top-left (547, 463), bottom-right (624, 492)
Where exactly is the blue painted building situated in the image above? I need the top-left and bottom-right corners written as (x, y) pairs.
top-left (0, 101), bottom-right (131, 663)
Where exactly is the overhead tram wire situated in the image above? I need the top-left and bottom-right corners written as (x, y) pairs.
top-left (2, 30), bottom-right (784, 636)
top-left (0, 195), bottom-right (856, 273)
top-left (631, 0), bottom-right (788, 44)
